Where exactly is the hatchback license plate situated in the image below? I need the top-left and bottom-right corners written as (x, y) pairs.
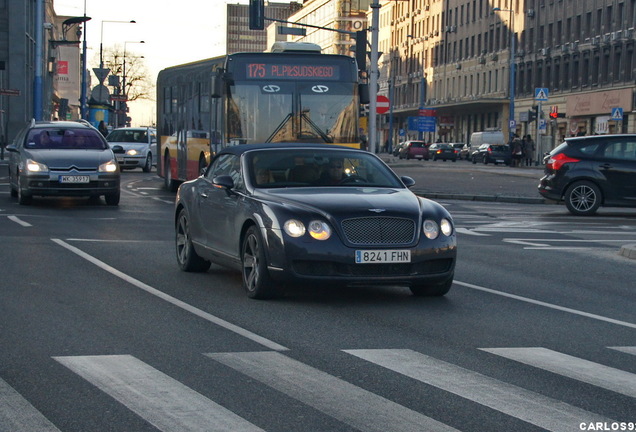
top-left (355, 249), bottom-right (411, 264)
top-left (59, 175), bottom-right (90, 183)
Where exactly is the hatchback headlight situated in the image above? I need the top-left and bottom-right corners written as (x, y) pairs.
top-left (127, 149), bottom-right (138, 156)
top-left (25, 159), bottom-right (49, 173)
top-left (99, 160), bottom-right (119, 173)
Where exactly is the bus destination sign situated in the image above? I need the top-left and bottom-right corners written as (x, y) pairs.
top-left (246, 63), bottom-right (341, 80)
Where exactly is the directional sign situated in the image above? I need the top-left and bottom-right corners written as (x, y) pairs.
top-left (376, 95), bottom-right (390, 114)
top-left (535, 88), bottom-right (549, 101)
top-left (611, 107), bottom-right (623, 120)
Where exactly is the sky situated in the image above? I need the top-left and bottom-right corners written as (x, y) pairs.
top-left (54, 0), bottom-right (251, 126)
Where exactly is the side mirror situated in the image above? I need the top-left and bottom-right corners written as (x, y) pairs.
top-left (111, 145), bottom-right (125, 154)
top-left (401, 176), bottom-right (415, 188)
top-left (213, 174), bottom-right (234, 189)
top-left (5, 144), bottom-right (18, 153)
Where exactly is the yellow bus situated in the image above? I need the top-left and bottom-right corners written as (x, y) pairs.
top-left (156, 42), bottom-right (365, 190)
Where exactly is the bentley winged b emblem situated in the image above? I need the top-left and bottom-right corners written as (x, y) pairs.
top-left (368, 208), bottom-right (386, 213)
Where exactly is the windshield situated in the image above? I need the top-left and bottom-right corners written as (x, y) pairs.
top-left (107, 129), bottom-right (149, 143)
top-left (247, 149), bottom-right (404, 188)
top-left (227, 81), bottom-right (358, 145)
top-left (25, 128), bottom-right (108, 150)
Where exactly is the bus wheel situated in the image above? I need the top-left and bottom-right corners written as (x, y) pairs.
top-left (164, 155), bottom-right (178, 192)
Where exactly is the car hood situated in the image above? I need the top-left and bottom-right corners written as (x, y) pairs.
top-left (257, 187), bottom-right (434, 220)
top-left (23, 149), bottom-right (114, 169)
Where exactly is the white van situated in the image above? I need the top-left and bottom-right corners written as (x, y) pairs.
top-left (469, 131), bottom-right (505, 154)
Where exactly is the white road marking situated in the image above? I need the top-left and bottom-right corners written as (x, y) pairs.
top-left (0, 377), bottom-right (62, 432)
top-left (455, 227), bottom-right (491, 236)
top-left (51, 238), bottom-right (288, 352)
top-left (481, 347), bottom-right (636, 398)
top-left (54, 355), bottom-right (264, 432)
top-left (608, 346), bottom-right (636, 356)
top-left (206, 351), bottom-right (459, 432)
top-left (7, 215), bottom-right (32, 227)
top-left (454, 280), bottom-right (636, 329)
top-left (345, 349), bottom-right (613, 432)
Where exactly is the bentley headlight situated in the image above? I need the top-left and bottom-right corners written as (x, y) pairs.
top-left (25, 159), bottom-right (48, 173)
top-left (308, 220), bottom-right (331, 240)
top-left (99, 160), bottom-right (119, 173)
top-left (284, 219), bottom-right (306, 237)
top-left (440, 218), bottom-right (453, 236)
top-left (423, 219), bottom-right (440, 240)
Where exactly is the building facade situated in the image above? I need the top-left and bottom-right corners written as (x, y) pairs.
top-left (379, 0), bottom-right (635, 148)
top-left (225, 2), bottom-right (302, 54)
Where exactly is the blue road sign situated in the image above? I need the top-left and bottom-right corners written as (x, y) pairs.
top-left (535, 88), bottom-right (549, 101)
top-left (611, 107), bottom-right (624, 120)
top-left (408, 116), bottom-right (435, 132)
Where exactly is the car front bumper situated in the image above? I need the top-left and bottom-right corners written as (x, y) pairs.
top-left (266, 230), bottom-right (457, 287)
top-left (21, 172), bottom-right (120, 197)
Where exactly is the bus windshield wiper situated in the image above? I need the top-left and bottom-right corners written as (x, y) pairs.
top-left (300, 112), bottom-right (333, 143)
top-left (266, 113), bottom-right (292, 143)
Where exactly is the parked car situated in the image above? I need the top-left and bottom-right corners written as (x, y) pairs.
top-left (471, 144), bottom-right (511, 165)
top-left (538, 134), bottom-right (636, 215)
top-left (106, 127), bottom-right (157, 172)
top-left (459, 144), bottom-right (471, 160)
top-left (398, 140), bottom-right (430, 160)
top-left (468, 131), bottom-right (505, 155)
top-left (392, 141), bottom-right (406, 157)
top-left (429, 143), bottom-right (458, 162)
top-left (450, 143), bottom-right (465, 159)
top-left (175, 143), bottom-right (456, 299)
top-left (6, 120), bottom-right (121, 205)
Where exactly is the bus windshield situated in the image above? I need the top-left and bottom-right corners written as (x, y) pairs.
top-left (227, 81), bottom-right (358, 144)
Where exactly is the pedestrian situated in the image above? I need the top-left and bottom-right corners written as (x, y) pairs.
top-left (510, 134), bottom-right (523, 167)
top-left (98, 121), bottom-right (108, 137)
top-left (523, 134), bottom-right (535, 166)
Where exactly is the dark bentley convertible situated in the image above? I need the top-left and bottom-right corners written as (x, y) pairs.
top-left (174, 144), bottom-right (456, 299)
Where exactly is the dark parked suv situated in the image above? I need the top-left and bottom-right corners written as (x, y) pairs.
top-left (471, 144), bottom-right (511, 165)
top-left (538, 135), bottom-right (636, 215)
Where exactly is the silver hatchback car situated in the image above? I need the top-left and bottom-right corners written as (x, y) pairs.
top-left (106, 127), bottom-right (157, 172)
top-left (6, 120), bottom-right (121, 205)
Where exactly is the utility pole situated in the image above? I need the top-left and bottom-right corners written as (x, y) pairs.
top-left (367, 0), bottom-right (380, 153)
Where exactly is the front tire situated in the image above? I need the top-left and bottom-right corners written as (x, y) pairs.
top-left (104, 190), bottom-right (120, 206)
top-left (241, 226), bottom-right (283, 299)
top-left (175, 209), bottom-right (211, 272)
top-left (564, 181), bottom-right (601, 216)
top-left (142, 154), bottom-right (152, 173)
top-left (17, 177), bottom-right (32, 205)
top-left (410, 277), bottom-right (453, 297)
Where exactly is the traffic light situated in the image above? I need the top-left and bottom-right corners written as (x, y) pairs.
top-left (549, 105), bottom-right (559, 119)
top-left (355, 30), bottom-right (368, 72)
top-left (528, 105), bottom-right (539, 122)
top-left (249, 0), bottom-right (265, 30)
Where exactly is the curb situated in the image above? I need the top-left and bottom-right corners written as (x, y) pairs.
top-left (414, 191), bottom-right (548, 205)
top-left (619, 244), bottom-right (636, 260)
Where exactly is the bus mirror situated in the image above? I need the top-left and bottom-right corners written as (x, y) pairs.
top-left (358, 83), bottom-right (369, 105)
top-left (211, 75), bottom-right (222, 98)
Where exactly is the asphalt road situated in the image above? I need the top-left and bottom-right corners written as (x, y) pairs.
top-left (1, 163), bottom-right (635, 432)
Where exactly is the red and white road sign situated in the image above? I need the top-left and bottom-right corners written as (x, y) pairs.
top-left (376, 95), bottom-right (390, 114)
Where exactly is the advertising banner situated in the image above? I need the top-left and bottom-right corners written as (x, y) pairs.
top-left (55, 45), bottom-right (80, 103)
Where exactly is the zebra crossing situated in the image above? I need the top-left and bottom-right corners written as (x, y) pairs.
top-left (2, 346), bottom-right (634, 432)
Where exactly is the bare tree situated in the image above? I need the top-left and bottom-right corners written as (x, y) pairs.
top-left (98, 46), bottom-right (153, 103)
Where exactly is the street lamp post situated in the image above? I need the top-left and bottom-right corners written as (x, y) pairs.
top-left (493, 7), bottom-right (515, 140)
top-left (121, 41), bottom-right (144, 127)
top-left (100, 20), bottom-right (136, 69)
